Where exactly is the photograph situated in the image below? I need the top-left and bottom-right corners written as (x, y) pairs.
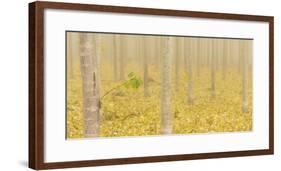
top-left (28, 2), bottom-right (273, 169)
top-left (66, 32), bottom-right (253, 139)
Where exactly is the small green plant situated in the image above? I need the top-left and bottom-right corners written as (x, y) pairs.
top-left (124, 72), bottom-right (143, 89)
top-left (101, 72), bottom-right (143, 100)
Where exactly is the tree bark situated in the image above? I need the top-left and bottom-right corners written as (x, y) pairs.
top-left (137, 36), bottom-right (142, 76)
top-left (67, 33), bottom-right (74, 79)
top-left (196, 38), bottom-right (200, 76)
top-left (222, 39), bottom-right (229, 80)
top-left (183, 38), bottom-right (188, 72)
top-left (155, 37), bottom-right (161, 71)
top-left (112, 35), bottom-right (118, 81)
top-left (237, 40), bottom-right (242, 73)
top-left (143, 37), bottom-right (149, 97)
top-left (79, 33), bottom-right (100, 138)
top-left (184, 38), bottom-right (193, 104)
top-left (211, 39), bottom-right (216, 98)
top-left (161, 37), bottom-right (172, 134)
top-left (241, 41), bottom-right (249, 113)
top-left (119, 36), bottom-right (125, 80)
top-left (175, 38), bottom-right (180, 91)
top-left (152, 37), bottom-right (157, 68)
top-left (93, 35), bottom-right (101, 118)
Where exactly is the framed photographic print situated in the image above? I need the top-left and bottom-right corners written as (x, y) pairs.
top-left (29, 1), bottom-right (274, 170)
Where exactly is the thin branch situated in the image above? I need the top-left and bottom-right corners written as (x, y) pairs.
top-left (101, 81), bottom-right (128, 100)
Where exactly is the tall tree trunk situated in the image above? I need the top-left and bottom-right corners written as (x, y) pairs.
top-left (79, 33), bottom-right (100, 138)
top-left (202, 39), bottom-right (208, 67)
top-left (119, 36), bottom-right (125, 80)
top-left (183, 38), bottom-right (188, 72)
top-left (137, 36), bottom-right (142, 76)
top-left (151, 37), bottom-right (157, 68)
top-left (93, 35), bottom-right (102, 118)
top-left (175, 38), bottom-right (180, 91)
top-left (206, 39), bottom-right (210, 67)
top-left (216, 40), bottom-right (222, 73)
top-left (67, 33), bottom-right (74, 79)
top-left (242, 41), bottom-right (249, 113)
top-left (155, 37), bottom-right (161, 71)
top-left (161, 37), bottom-right (172, 134)
top-left (222, 39), bottom-right (228, 80)
top-left (237, 40), bottom-right (242, 73)
top-left (143, 37), bottom-right (149, 97)
top-left (196, 38), bottom-right (200, 76)
top-left (158, 37), bottom-right (164, 76)
top-left (211, 39), bottom-right (216, 98)
top-left (112, 35), bottom-right (118, 81)
top-left (184, 38), bottom-right (193, 104)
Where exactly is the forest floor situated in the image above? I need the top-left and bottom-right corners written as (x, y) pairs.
top-left (67, 64), bottom-right (252, 138)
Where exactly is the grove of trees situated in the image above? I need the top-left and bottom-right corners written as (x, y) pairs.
top-left (67, 32), bottom-right (253, 138)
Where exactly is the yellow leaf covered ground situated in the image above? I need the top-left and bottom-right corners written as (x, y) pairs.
top-left (67, 62), bottom-right (252, 139)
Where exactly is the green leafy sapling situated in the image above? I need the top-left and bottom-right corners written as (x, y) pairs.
top-left (101, 72), bottom-right (143, 100)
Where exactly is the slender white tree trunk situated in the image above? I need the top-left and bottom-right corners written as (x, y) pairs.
top-left (211, 39), bottom-right (216, 98)
top-left (175, 38), bottom-right (180, 91)
top-left (119, 36), bottom-right (125, 80)
top-left (143, 37), bottom-right (149, 97)
top-left (196, 38), bottom-right (200, 76)
top-left (79, 33), bottom-right (100, 138)
top-left (113, 35), bottom-right (118, 81)
top-left (184, 38), bottom-right (193, 104)
top-left (155, 37), bottom-right (161, 71)
top-left (93, 35), bottom-right (101, 118)
top-left (222, 39), bottom-right (229, 80)
top-left (67, 33), bottom-right (74, 79)
top-left (152, 37), bottom-right (157, 68)
top-left (183, 39), bottom-right (188, 72)
top-left (161, 37), bottom-right (172, 134)
top-left (237, 40), bottom-right (242, 73)
top-left (242, 41), bottom-right (249, 113)
top-left (137, 36), bottom-right (142, 76)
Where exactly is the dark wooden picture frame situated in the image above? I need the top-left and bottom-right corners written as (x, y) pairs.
top-left (29, 1), bottom-right (274, 170)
